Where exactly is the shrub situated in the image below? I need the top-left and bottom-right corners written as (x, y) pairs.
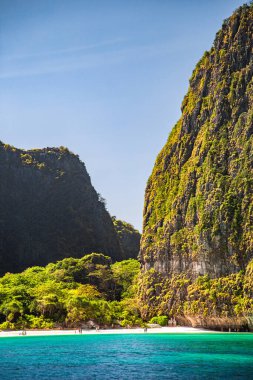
top-left (149, 315), bottom-right (168, 326)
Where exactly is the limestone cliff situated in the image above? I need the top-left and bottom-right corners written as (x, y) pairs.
top-left (0, 143), bottom-right (122, 275)
top-left (139, 4), bottom-right (253, 328)
top-left (141, 4), bottom-right (253, 278)
top-left (112, 217), bottom-right (141, 259)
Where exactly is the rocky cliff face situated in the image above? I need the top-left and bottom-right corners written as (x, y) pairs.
top-left (0, 144), bottom-right (122, 275)
top-left (140, 4), bottom-right (253, 279)
top-left (139, 4), bottom-right (253, 328)
top-left (112, 218), bottom-right (141, 259)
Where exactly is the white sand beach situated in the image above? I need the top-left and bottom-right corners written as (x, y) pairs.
top-left (0, 326), bottom-right (215, 338)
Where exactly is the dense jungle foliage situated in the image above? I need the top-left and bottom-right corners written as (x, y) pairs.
top-left (0, 254), bottom-right (142, 330)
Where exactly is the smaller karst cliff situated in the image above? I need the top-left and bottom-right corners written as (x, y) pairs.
top-left (112, 217), bottom-right (141, 259)
top-left (0, 143), bottom-right (122, 275)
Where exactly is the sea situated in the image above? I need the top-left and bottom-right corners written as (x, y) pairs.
top-left (0, 333), bottom-right (253, 379)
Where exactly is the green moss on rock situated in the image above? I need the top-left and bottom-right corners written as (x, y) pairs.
top-left (139, 4), bottom-right (253, 329)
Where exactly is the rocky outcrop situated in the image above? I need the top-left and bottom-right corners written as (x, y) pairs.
top-left (112, 217), bottom-right (141, 259)
top-left (139, 4), bottom-right (253, 328)
top-left (0, 143), bottom-right (122, 275)
top-left (176, 316), bottom-right (250, 332)
top-left (140, 4), bottom-right (253, 278)
top-left (138, 258), bottom-right (253, 331)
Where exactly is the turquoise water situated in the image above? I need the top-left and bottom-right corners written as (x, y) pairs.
top-left (0, 333), bottom-right (253, 379)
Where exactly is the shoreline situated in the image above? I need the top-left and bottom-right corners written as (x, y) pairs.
top-left (0, 326), bottom-right (221, 337)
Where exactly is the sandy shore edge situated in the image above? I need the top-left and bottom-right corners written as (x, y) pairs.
top-left (0, 326), bottom-right (216, 337)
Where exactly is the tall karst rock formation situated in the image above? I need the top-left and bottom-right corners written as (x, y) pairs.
top-left (139, 4), bottom-right (253, 328)
top-left (0, 144), bottom-right (122, 275)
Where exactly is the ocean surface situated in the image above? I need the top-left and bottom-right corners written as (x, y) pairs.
top-left (0, 333), bottom-right (253, 379)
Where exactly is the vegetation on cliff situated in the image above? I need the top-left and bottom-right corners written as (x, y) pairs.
top-left (0, 253), bottom-right (141, 330)
top-left (138, 258), bottom-right (253, 330)
top-left (112, 217), bottom-right (141, 259)
top-left (139, 3), bottom-right (253, 328)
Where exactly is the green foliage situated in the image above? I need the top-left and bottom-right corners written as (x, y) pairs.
top-left (149, 316), bottom-right (168, 326)
top-left (20, 153), bottom-right (46, 169)
top-left (3, 144), bottom-right (16, 152)
top-left (24, 315), bottom-right (54, 329)
top-left (112, 217), bottom-right (141, 259)
top-left (111, 259), bottom-right (140, 298)
top-left (0, 254), bottom-right (141, 330)
top-left (138, 260), bottom-right (253, 326)
top-left (0, 321), bottom-right (15, 330)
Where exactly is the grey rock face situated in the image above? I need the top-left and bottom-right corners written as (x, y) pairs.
top-left (0, 144), bottom-right (122, 275)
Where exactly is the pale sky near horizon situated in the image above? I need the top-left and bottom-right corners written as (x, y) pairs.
top-left (0, 0), bottom-right (245, 231)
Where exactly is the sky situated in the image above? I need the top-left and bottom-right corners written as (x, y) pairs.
top-left (0, 0), bottom-right (245, 231)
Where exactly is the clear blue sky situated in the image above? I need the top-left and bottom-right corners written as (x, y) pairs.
top-left (0, 0), bottom-right (244, 231)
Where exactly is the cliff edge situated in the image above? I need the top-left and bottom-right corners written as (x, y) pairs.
top-left (0, 144), bottom-right (122, 274)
